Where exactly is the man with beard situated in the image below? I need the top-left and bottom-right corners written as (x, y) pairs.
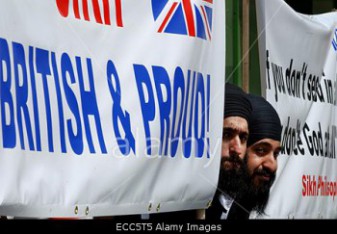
top-left (150, 83), bottom-right (252, 221)
top-left (206, 83), bottom-right (252, 220)
top-left (225, 94), bottom-right (282, 219)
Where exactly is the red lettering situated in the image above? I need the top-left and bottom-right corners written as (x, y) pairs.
top-left (115, 0), bottom-right (123, 27)
top-left (92, 0), bottom-right (103, 23)
top-left (302, 175), bottom-right (306, 196)
top-left (56, 0), bottom-right (123, 27)
top-left (56, 0), bottom-right (70, 17)
top-left (103, 0), bottom-right (111, 25)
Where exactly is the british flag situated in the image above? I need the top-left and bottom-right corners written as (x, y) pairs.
top-left (151, 0), bottom-right (213, 40)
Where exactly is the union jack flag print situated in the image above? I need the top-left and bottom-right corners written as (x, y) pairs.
top-left (151, 0), bottom-right (213, 40)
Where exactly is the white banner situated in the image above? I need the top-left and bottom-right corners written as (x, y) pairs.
top-left (256, 0), bottom-right (337, 218)
top-left (0, 0), bottom-right (225, 217)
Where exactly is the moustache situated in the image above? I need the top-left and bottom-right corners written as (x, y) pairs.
top-left (253, 168), bottom-right (276, 182)
top-left (221, 153), bottom-right (244, 167)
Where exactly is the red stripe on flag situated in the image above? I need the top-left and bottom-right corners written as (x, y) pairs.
top-left (182, 0), bottom-right (196, 37)
top-left (203, 0), bottom-right (213, 3)
top-left (158, 2), bottom-right (178, 33)
top-left (200, 6), bottom-right (211, 40)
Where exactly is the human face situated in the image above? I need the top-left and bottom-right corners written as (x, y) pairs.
top-left (246, 138), bottom-right (281, 188)
top-left (221, 116), bottom-right (249, 171)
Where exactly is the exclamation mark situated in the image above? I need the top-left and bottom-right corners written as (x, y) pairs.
top-left (206, 75), bottom-right (210, 158)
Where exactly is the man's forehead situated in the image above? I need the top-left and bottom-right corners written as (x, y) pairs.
top-left (223, 116), bottom-right (248, 131)
top-left (250, 138), bottom-right (281, 148)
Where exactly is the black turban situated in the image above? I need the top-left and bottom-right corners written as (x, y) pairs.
top-left (247, 94), bottom-right (282, 146)
top-left (224, 83), bottom-right (252, 122)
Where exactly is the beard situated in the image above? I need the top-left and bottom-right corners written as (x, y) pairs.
top-left (217, 154), bottom-right (250, 199)
top-left (217, 154), bottom-right (276, 216)
top-left (238, 156), bottom-right (276, 215)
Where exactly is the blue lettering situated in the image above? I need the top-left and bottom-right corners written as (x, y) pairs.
top-left (170, 67), bottom-right (185, 157)
top-left (107, 60), bottom-right (135, 155)
top-left (61, 53), bottom-right (83, 155)
top-left (194, 73), bottom-right (205, 157)
top-left (77, 57), bottom-right (107, 154)
top-left (13, 42), bottom-right (35, 150)
top-left (1, 37), bottom-right (212, 159)
top-left (153, 66), bottom-right (171, 156)
top-left (36, 48), bottom-right (53, 152)
top-left (182, 71), bottom-right (196, 158)
top-left (134, 64), bottom-right (155, 155)
top-left (29, 47), bottom-right (41, 151)
top-left (0, 38), bottom-right (16, 148)
top-left (51, 52), bottom-right (67, 153)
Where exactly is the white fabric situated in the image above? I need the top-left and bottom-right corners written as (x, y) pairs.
top-left (0, 0), bottom-right (226, 217)
top-left (256, 0), bottom-right (337, 218)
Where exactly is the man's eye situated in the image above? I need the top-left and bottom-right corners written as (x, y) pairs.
top-left (223, 131), bottom-right (232, 140)
top-left (240, 134), bottom-right (248, 142)
top-left (274, 151), bottom-right (280, 159)
top-left (255, 147), bottom-right (266, 155)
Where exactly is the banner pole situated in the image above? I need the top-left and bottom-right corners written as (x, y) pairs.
top-left (242, 0), bottom-right (250, 92)
top-left (233, 0), bottom-right (242, 86)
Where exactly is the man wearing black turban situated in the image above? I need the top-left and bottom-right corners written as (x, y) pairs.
top-left (225, 94), bottom-right (282, 219)
top-left (221, 83), bottom-right (252, 171)
top-left (206, 83), bottom-right (252, 220)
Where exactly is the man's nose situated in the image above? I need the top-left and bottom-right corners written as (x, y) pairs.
top-left (229, 136), bottom-right (243, 155)
top-left (262, 153), bottom-right (278, 173)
